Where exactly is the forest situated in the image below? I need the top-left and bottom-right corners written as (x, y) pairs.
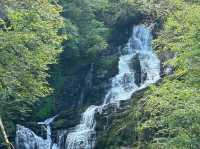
top-left (0, 0), bottom-right (199, 149)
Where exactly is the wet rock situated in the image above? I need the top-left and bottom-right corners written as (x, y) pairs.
top-left (130, 53), bottom-right (141, 86)
top-left (52, 108), bottom-right (81, 130)
top-left (158, 50), bottom-right (175, 76)
top-left (21, 122), bottom-right (47, 139)
top-left (52, 130), bottom-right (68, 149)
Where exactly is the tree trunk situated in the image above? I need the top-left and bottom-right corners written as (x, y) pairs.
top-left (0, 117), bottom-right (12, 149)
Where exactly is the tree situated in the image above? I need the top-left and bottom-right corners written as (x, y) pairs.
top-left (0, 117), bottom-right (14, 149)
top-left (0, 0), bottom-right (64, 145)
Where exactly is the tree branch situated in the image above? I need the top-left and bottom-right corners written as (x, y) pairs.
top-left (0, 117), bottom-right (15, 149)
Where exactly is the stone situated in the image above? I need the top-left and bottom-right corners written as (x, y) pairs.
top-left (130, 53), bottom-right (142, 86)
top-left (158, 50), bottom-right (175, 76)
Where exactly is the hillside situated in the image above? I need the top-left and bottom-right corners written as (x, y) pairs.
top-left (0, 0), bottom-right (199, 149)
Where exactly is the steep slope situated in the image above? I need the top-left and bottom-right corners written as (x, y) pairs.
top-left (95, 1), bottom-right (200, 148)
top-left (1, 0), bottom-right (199, 149)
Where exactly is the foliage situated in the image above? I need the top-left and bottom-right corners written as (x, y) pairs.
top-left (99, 0), bottom-right (200, 148)
top-left (48, 0), bottom-right (144, 113)
top-left (139, 1), bottom-right (200, 148)
top-left (0, 0), bottom-right (64, 141)
top-left (1, 0), bottom-right (199, 148)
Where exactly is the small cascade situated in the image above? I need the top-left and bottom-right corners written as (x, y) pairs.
top-left (16, 116), bottom-right (58, 149)
top-left (65, 25), bottom-right (160, 149)
top-left (65, 106), bottom-right (97, 149)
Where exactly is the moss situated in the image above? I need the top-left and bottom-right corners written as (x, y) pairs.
top-left (33, 96), bottom-right (55, 120)
top-left (53, 119), bottom-right (65, 128)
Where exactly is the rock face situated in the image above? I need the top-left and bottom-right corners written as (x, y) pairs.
top-left (53, 51), bottom-right (119, 113)
top-left (95, 89), bottom-right (147, 149)
top-left (158, 50), bottom-right (175, 76)
top-left (130, 53), bottom-right (142, 86)
top-left (52, 108), bottom-right (81, 130)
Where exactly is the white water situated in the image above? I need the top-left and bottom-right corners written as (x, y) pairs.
top-left (15, 25), bottom-right (160, 149)
top-left (65, 106), bottom-right (97, 149)
top-left (65, 25), bottom-right (160, 149)
top-left (16, 116), bottom-right (59, 149)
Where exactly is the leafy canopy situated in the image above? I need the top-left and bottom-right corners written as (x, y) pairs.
top-left (0, 0), bottom-right (64, 134)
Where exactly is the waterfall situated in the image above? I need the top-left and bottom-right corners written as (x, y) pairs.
top-left (65, 25), bottom-right (160, 149)
top-left (16, 116), bottom-right (59, 149)
top-left (15, 25), bottom-right (160, 149)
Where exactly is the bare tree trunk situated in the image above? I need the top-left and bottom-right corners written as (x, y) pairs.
top-left (0, 117), bottom-right (13, 149)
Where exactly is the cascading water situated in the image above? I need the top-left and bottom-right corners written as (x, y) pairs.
top-left (16, 116), bottom-right (59, 149)
top-left (65, 106), bottom-right (97, 149)
top-left (65, 25), bottom-right (160, 149)
top-left (15, 25), bottom-right (160, 149)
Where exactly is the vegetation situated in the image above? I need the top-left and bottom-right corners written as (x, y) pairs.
top-left (138, 0), bottom-right (200, 147)
top-left (0, 0), bottom-right (199, 148)
top-left (48, 0), bottom-right (143, 114)
top-left (96, 0), bottom-right (200, 148)
top-left (0, 0), bottom-right (64, 145)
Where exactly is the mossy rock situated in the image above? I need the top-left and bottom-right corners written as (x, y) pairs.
top-left (52, 108), bottom-right (81, 130)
